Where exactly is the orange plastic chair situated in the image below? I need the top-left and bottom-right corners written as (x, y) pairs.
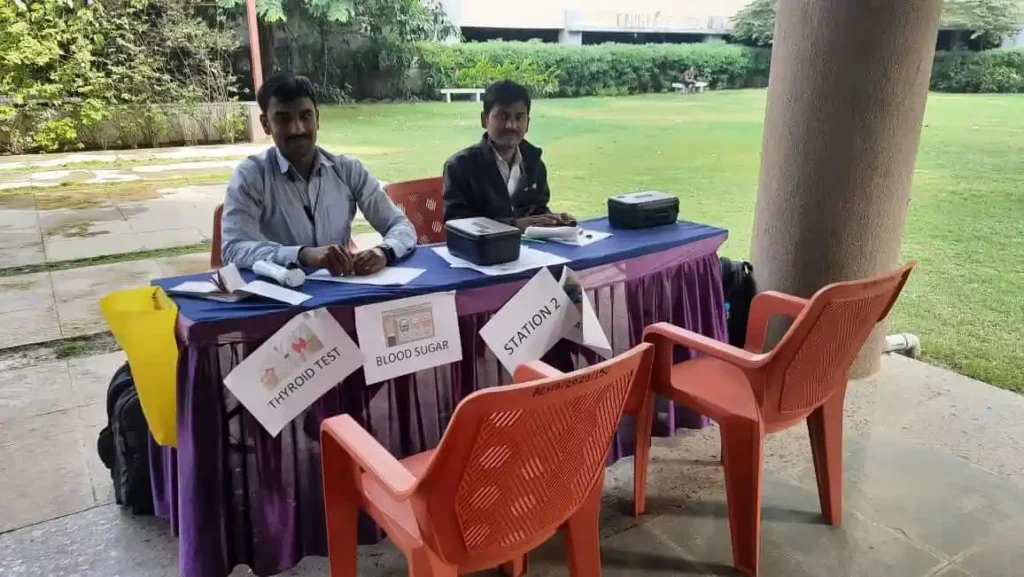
top-left (638, 262), bottom-right (916, 577)
top-left (385, 177), bottom-right (446, 245)
top-left (320, 343), bottom-right (654, 577)
top-left (210, 203), bottom-right (360, 270)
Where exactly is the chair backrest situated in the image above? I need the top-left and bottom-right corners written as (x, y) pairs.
top-left (410, 344), bottom-right (652, 566)
top-left (211, 203), bottom-right (224, 269)
top-left (760, 263), bottom-right (916, 422)
top-left (385, 177), bottom-right (446, 245)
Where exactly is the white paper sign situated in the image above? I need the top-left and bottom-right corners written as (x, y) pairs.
top-left (480, 267), bottom-right (581, 374)
top-left (354, 291), bottom-right (463, 385)
top-left (307, 267), bottom-right (426, 286)
top-left (560, 267), bottom-right (613, 357)
top-left (224, 308), bottom-right (363, 436)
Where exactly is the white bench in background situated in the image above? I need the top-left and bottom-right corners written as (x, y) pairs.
top-left (440, 88), bottom-right (485, 103)
top-left (671, 81), bottom-right (709, 94)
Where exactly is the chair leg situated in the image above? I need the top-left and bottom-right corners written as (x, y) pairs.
top-left (563, 472), bottom-right (605, 577)
top-left (720, 418), bottom-right (764, 577)
top-left (808, 390), bottom-right (845, 526)
top-left (321, 438), bottom-right (359, 577)
top-left (500, 554), bottom-right (529, 576)
top-left (633, 395), bottom-right (655, 517)
top-left (410, 547), bottom-right (457, 577)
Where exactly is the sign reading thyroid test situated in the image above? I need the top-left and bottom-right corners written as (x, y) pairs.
top-left (354, 291), bottom-right (463, 385)
top-left (224, 308), bottom-right (363, 436)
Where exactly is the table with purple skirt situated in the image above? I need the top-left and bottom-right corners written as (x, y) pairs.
top-left (149, 217), bottom-right (729, 577)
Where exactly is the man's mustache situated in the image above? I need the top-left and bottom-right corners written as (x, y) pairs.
top-left (287, 134), bottom-right (313, 142)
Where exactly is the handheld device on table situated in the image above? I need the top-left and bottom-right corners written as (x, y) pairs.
top-left (253, 260), bottom-right (306, 288)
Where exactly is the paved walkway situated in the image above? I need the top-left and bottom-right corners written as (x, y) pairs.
top-left (0, 144), bottom-right (382, 268)
top-left (0, 354), bottom-right (1021, 576)
top-left (0, 254), bottom-right (209, 348)
top-left (0, 144), bottom-right (265, 173)
top-left (0, 185), bottom-right (221, 267)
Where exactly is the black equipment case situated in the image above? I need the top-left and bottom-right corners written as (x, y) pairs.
top-left (607, 191), bottom-right (679, 229)
top-left (444, 217), bottom-right (521, 266)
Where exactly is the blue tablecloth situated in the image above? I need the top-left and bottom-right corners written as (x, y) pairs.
top-left (154, 218), bottom-right (726, 325)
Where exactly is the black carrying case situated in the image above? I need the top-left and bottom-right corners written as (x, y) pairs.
top-left (607, 191), bottom-right (679, 229)
top-left (444, 217), bottom-right (521, 266)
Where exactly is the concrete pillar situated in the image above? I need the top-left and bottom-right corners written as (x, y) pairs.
top-left (749, 0), bottom-right (943, 376)
top-left (559, 29), bottom-right (583, 46)
top-left (244, 102), bottom-right (270, 144)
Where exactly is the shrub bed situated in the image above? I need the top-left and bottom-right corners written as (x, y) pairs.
top-left (417, 42), bottom-right (771, 98)
top-left (931, 48), bottom-right (1024, 93)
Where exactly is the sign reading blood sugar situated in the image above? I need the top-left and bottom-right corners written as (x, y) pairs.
top-left (355, 291), bottom-right (463, 385)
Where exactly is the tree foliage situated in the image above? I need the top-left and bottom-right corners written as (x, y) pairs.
top-left (729, 0), bottom-right (776, 47)
top-left (216, 0), bottom-right (455, 100)
top-left (730, 0), bottom-right (1024, 47)
top-left (0, 0), bottom-right (239, 153)
top-left (943, 0), bottom-right (1024, 44)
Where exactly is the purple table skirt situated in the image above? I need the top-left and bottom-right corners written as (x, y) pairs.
top-left (150, 235), bottom-right (728, 577)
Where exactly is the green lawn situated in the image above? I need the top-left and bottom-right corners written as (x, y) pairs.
top-left (317, 91), bottom-right (1024, 393)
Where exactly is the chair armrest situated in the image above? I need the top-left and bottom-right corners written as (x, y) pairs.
top-left (643, 323), bottom-right (768, 370)
top-left (514, 361), bottom-right (564, 384)
top-left (321, 414), bottom-right (419, 501)
top-left (745, 291), bottom-right (809, 353)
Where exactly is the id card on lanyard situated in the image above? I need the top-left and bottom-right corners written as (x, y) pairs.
top-left (292, 170), bottom-right (324, 247)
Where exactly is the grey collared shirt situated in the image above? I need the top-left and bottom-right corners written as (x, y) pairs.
top-left (221, 147), bottom-right (416, 269)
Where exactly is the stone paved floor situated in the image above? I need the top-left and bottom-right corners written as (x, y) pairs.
top-left (0, 354), bottom-right (1021, 577)
top-left (0, 144), bottom-right (380, 267)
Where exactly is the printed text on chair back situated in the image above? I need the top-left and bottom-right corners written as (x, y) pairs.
top-left (413, 345), bottom-right (649, 566)
top-left (766, 264), bottom-right (915, 416)
top-left (385, 177), bottom-right (445, 245)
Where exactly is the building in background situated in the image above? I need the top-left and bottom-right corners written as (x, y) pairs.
top-left (441, 0), bottom-right (750, 45)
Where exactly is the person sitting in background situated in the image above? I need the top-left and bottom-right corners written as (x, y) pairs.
top-left (442, 80), bottom-right (574, 231)
top-left (681, 66), bottom-right (698, 92)
top-left (221, 72), bottom-right (415, 276)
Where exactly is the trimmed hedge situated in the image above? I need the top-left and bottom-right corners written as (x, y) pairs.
top-left (417, 42), bottom-right (771, 99)
top-left (931, 49), bottom-right (1024, 93)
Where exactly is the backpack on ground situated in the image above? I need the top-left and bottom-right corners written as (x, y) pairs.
top-left (720, 257), bottom-right (756, 349)
top-left (97, 362), bottom-right (154, 515)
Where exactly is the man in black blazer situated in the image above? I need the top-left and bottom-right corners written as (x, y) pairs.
top-left (442, 80), bottom-right (574, 231)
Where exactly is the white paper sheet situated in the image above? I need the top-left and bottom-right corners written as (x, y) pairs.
top-left (432, 245), bottom-right (569, 276)
top-left (307, 267), bottom-right (426, 286)
top-left (560, 267), bottom-right (613, 357)
top-left (224, 308), bottom-right (363, 436)
top-left (550, 229), bottom-right (613, 248)
top-left (240, 280), bottom-right (311, 305)
top-left (354, 291), bottom-right (463, 385)
top-left (167, 281), bottom-right (220, 295)
top-left (479, 268), bottom-right (581, 374)
top-left (524, 226), bottom-right (579, 241)
top-left (217, 263), bottom-right (247, 293)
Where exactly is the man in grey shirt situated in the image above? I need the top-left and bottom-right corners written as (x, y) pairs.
top-left (222, 72), bottom-right (415, 276)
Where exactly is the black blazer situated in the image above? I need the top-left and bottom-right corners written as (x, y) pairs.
top-left (442, 135), bottom-right (551, 224)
